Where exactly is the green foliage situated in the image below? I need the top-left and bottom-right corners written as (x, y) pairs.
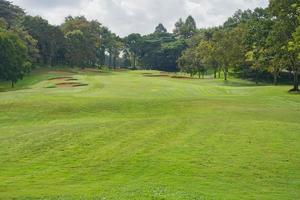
top-left (13, 27), bottom-right (39, 66)
top-left (0, 30), bottom-right (27, 86)
top-left (0, 0), bottom-right (24, 27)
top-left (137, 33), bottom-right (186, 71)
top-left (178, 2), bottom-right (299, 90)
top-left (61, 16), bottom-right (103, 68)
top-left (173, 18), bottom-right (184, 37)
top-left (196, 40), bottom-right (219, 78)
top-left (290, 26), bottom-right (300, 60)
top-left (65, 30), bottom-right (86, 67)
top-left (124, 33), bottom-right (142, 69)
top-left (154, 23), bottom-right (167, 33)
top-left (0, 17), bottom-right (7, 29)
top-left (270, 1), bottom-right (299, 91)
top-left (173, 16), bottom-right (197, 39)
top-left (106, 34), bottom-right (123, 69)
top-left (178, 36), bottom-right (219, 79)
top-left (184, 15), bottom-right (197, 39)
top-left (23, 16), bottom-right (66, 66)
top-left (177, 47), bottom-right (197, 77)
top-left (224, 9), bottom-right (253, 28)
top-left (205, 26), bottom-right (247, 81)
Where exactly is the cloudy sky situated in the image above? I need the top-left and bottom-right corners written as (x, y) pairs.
top-left (12, 0), bottom-right (269, 37)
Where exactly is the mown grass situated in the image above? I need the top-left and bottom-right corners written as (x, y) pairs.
top-left (0, 69), bottom-right (299, 200)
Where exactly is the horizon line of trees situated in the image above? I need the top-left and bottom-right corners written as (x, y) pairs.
top-left (177, 0), bottom-right (300, 91)
top-left (0, 0), bottom-right (299, 91)
top-left (0, 0), bottom-right (196, 86)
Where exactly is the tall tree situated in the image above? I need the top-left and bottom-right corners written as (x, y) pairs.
top-left (173, 16), bottom-right (197, 39)
top-left (155, 23), bottom-right (167, 33)
top-left (173, 18), bottom-right (185, 38)
top-left (288, 4), bottom-right (300, 91)
top-left (124, 33), bottom-right (142, 69)
top-left (224, 9), bottom-right (253, 28)
top-left (243, 8), bottom-right (275, 83)
top-left (137, 32), bottom-right (186, 71)
top-left (197, 40), bottom-right (219, 78)
top-left (98, 26), bottom-right (112, 67)
top-left (269, 0), bottom-right (299, 91)
top-left (213, 26), bottom-right (247, 81)
top-left (61, 16), bottom-right (102, 67)
top-left (0, 30), bottom-right (28, 87)
top-left (177, 48), bottom-right (196, 77)
top-left (111, 35), bottom-right (124, 69)
top-left (184, 15), bottom-right (197, 39)
top-left (65, 30), bottom-right (86, 67)
top-left (23, 16), bottom-right (65, 66)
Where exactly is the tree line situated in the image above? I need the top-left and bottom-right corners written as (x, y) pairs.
top-left (0, 0), bottom-right (299, 91)
top-left (178, 0), bottom-right (300, 91)
top-left (0, 0), bottom-right (196, 86)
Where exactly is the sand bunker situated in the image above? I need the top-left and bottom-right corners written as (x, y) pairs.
top-left (46, 76), bottom-right (88, 88)
top-left (171, 76), bottom-right (195, 79)
top-left (55, 82), bottom-right (88, 88)
top-left (144, 74), bottom-right (170, 77)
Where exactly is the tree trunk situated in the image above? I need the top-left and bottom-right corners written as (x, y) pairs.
top-left (113, 55), bottom-right (117, 69)
top-left (11, 81), bottom-right (14, 88)
top-left (100, 49), bottom-right (105, 67)
top-left (133, 55), bottom-right (136, 70)
top-left (109, 53), bottom-right (112, 67)
top-left (289, 57), bottom-right (299, 92)
top-left (255, 70), bottom-right (259, 85)
top-left (273, 72), bottom-right (278, 86)
top-left (50, 57), bottom-right (53, 67)
top-left (224, 67), bottom-right (228, 81)
top-left (289, 69), bottom-right (293, 80)
top-left (214, 70), bottom-right (217, 79)
top-left (292, 69), bottom-right (299, 91)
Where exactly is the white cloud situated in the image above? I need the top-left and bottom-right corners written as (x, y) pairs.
top-left (12, 0), bottom-right (269, 37)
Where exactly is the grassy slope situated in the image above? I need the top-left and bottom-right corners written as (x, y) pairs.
top-left (0, 69), bottom-right (299, 200)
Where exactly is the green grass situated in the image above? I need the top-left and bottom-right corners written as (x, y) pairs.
top-left (0, 69), bottom-right (300, 200)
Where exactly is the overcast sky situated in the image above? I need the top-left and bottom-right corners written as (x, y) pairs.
top-left (12, 0), bottom-right (269, 37)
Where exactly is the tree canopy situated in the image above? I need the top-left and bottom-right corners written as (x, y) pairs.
top-left (0, 30), bottom-right (27, 86)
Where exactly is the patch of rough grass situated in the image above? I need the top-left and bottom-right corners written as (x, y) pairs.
top-left (45, 85), bottom-right (57, 89)
top-left (48, 77), bottom-right (73, 81)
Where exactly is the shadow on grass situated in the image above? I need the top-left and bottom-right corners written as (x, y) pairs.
top-left (220, 80), bottom-right (267, 87)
